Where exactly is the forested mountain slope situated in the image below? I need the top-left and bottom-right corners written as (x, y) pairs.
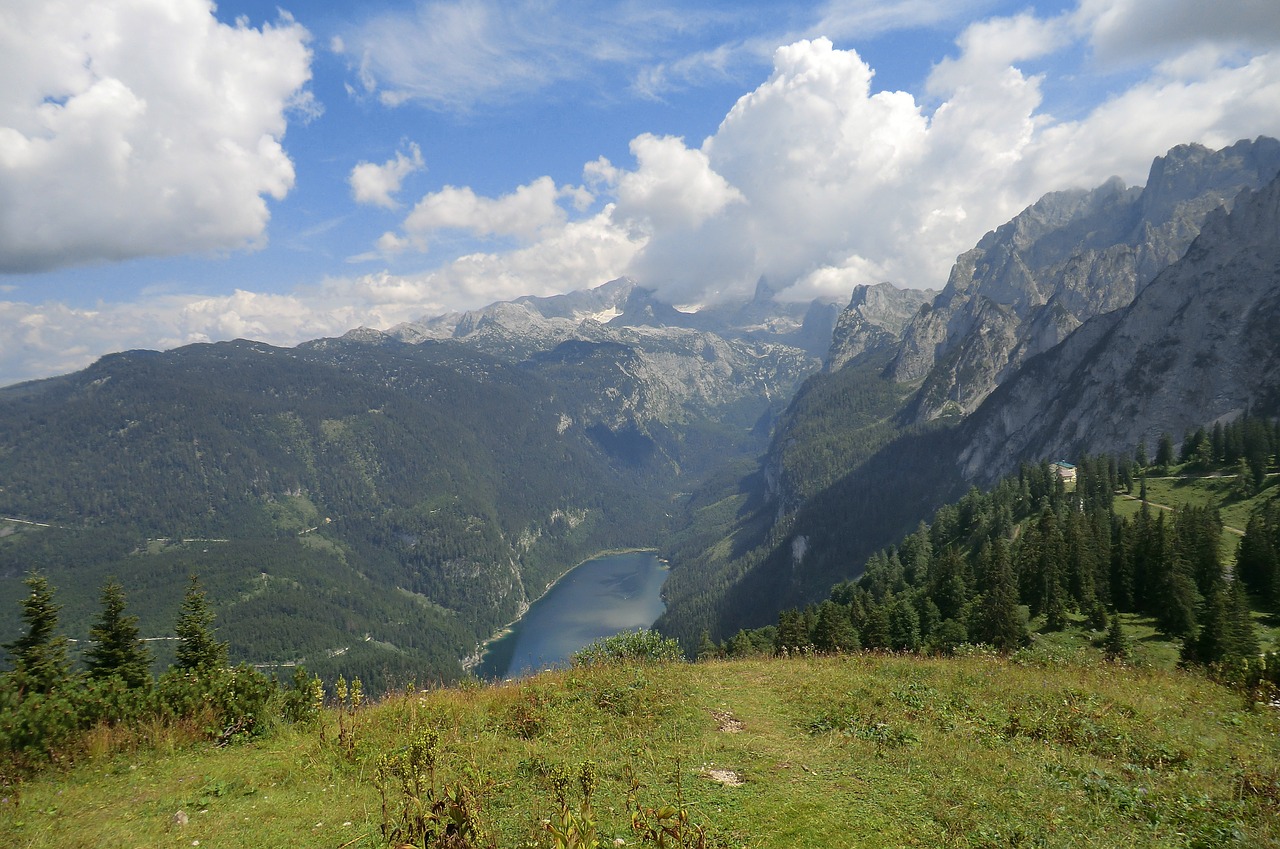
top-left (659, 139), bottom-right (1280, 648)
top-left (0, 338), bottom-right (682, 686)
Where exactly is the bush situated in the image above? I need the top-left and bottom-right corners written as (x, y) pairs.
top-left (155, 663), bottom-right (277, 744)
top-left (571, 630), bottom-right (684, 667)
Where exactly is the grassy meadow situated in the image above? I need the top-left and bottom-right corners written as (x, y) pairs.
top-left (1, 646), bottom-right (1278, 848)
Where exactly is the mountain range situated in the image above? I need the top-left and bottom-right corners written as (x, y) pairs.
top-left (2, 137), bottom-right (1278, 675)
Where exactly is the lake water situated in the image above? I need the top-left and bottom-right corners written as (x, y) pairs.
top-left (474, 550), bottom-right (668, 679)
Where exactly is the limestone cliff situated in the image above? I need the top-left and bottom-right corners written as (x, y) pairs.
top-left (890, 137), bottom-right (1280, 421)
top-left (958, 172), bottom-right (1280, 484)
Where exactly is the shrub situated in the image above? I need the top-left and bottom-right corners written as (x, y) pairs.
top-left (570, 630), bottom-right (684, 667)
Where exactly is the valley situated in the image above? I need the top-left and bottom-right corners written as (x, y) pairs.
top-left (1, 137), bottom-right (1279, 849)
top-left (3, 139), bottom-right (1280, 687)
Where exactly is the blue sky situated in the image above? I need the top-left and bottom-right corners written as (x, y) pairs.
top-left (2, 0), bottom-right (1279, 385)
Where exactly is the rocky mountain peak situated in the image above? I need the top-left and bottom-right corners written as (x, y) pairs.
top-left (887, 136), bottom-right (1280, 422)
top-left (824, 282), bottom-right (935, 372)
top-left (958, 169), bottom-right (1280, 484)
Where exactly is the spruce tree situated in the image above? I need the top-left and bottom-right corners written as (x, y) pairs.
top-left (1237, 510), bottom-right (1277, 600)
top-left (812, 600), bottom-right (860, 654)
top-left (887, 596), bottom-right (922, 652)
top-left (1226, 574), bottom-right (1260, 660)
top-left (1103, 611), bottom-right (1129, 660)
top-left (3, 572), bottom-right (70, 693)
top-left (774, 609), bottom-right (809, 654)
top-left (974, 538), bottom-right (1027, 651)
top-left (174, 574), bottom-right (228, 671)
top-left (696, 630), bottom-right (721, 661)
top-left (86, 580), bottom-right (152, 687)
top-left (862, 603), bottom-right (891, 650)
top-left (1186, 586), bottom-right (1229, 665)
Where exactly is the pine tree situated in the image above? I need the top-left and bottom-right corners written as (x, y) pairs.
top-left (862, 603), bottom-right (891, 650)
top-left (174, 574), bottom-right (228, 671)
top-left (974, 538), bottom-right (1027, 651)
top-left (1237, 510), bottom-right (1278, 600)
top-left (1103, 611), bottom-right (1129, 660)
top-left (1233, 457), bottom-right (1255, 498)
top-left (1155, 432), bottom-right (1175, 470)
top-left (696, 629), bottom-right (721, 662)
top-left (774, 609), bottom-right (809, 654)
top-left (1226, 574), bottom-right (1260, 660)
top-left (1186, 585), bottom-right (1230, 665)
top-left (880, 595), bottom-right (918, 651)
top-left (812, 600), bottom-right (860, 654)
top-left (86, 580), bottom-right (152, 688)
top-left (3, 572), bottom-right (70, 693)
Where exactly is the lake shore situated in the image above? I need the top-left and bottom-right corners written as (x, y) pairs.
top-left (461, 547), bottom-right (660, 673)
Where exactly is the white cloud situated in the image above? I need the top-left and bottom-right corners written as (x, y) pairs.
top-left (0, 207), bottom-right (643, 386)
top-left (0, 0), bottom-right (313, 274)
top-left (594, 11), bottom-right (1280, 305)
top-left (587, 134), bottom-right (744, 232)
top-left (1028, 50), bottom-right (1280, 190)
top-left (350, 142), bottom-right (425, 208)
top-left (394, 176), bottom-right (578, 248)
top-left (349, 207), bottom-right (643, 310)
top-left (1076, 0), bottom-right (1280, 66)
top-left (7, 1), bottom-right (1280, 387)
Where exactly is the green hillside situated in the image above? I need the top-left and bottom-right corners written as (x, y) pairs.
top-left (2, 649), bottom-right (1277, 848)
top-left (0, 338), bottom-right (692, 688)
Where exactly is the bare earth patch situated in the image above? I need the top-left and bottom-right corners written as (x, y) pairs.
top-left (704, 768), bottom-right (744, 787)
top-left (711, 709), bottom-right (744, 733)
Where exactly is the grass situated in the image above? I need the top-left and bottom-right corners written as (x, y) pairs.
top-left (2, 650), bottom-right (1278, 848)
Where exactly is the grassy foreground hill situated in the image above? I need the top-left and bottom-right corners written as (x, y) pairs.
top-left (2, 648), bottom-right (1278, 848)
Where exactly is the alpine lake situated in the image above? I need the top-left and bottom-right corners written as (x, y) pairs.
top-left (474, 550), bottom-right (668, 679)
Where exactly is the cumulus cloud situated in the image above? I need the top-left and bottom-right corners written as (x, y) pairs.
top-left (588, 134), bottom-right (744, 232)
top-left (0, 206), bottom-right (643, 386)
top-left (7, 0), bottom-right (1280, 387)
top-left (350, 142), bottom-right (425, 208)
top-left (371, 176), bottom-right (597, 257)
top-left (0, 0), bottom-right (313, 273)
top-left (595, 11), bottom-right (1280, 305)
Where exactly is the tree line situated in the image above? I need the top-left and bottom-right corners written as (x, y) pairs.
top-left (707, 436), bottom-right (1279, 690)
top-left (1, 571), bottom-right (319, 778)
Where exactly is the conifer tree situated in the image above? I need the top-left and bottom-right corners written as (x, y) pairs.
top-left (174, 574), bottom-right (228, 671)
top-left (974, 538), bottom-right (1026, 651)
top-left (887, 596), bottom-right (921, 652)
top-left (1226, 574), bottom-right (1260, 660)
top-left (696, 629), bottom-right (721, 662)
top-left (3, 572), bottom-right (70, 693)
top-left (861, 603), bottom-right (891, 650)
top-left (774, 609), bottom-right (809, 655)
top-left (812, 600), bottom-right (859, 654)
top-left (1103, 611), bottom-right (1129, 660)
top-left (1186, 585), bottom-right (1230, 666)
top-left (86, 580), bottom-right (152, 687)
top-left (1237, 510), bottom-right (1278, 600)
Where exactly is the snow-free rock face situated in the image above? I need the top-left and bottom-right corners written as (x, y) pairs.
top-left (358, 278), bottom-right (839, 436)
top-left (824, 282), bottom-right (936, 372)
top-left (958, 171), bottom-right (1280, 484)
top-left (889, 137), bottom-right (1280, 421)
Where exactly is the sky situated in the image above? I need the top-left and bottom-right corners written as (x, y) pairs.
top-left (2, 0), bottom-right (1280, 386)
